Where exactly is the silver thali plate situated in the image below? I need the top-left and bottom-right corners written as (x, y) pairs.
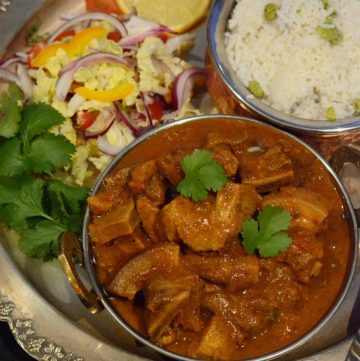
top-left (0, 1), bottom-right (359, 360)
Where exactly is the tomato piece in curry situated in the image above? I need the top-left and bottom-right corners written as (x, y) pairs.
top-left (88, 119), bottom-right (351, 360)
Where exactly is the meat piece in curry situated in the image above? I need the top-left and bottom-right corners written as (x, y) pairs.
top-left (88, 119), bottom-right (351, 360)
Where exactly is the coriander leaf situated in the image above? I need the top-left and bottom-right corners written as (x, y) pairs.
top-left (182, 149), bottom-right (212, 174)
top-left (242, 219), bottom-right (259, 255)
top-left (178, 174), bottom-right (208, 202)
top-left (48, 179), bottom-right (89, 222)
top-left (0, 83), bottom-right (22, 138)
top-left (20, 104), bottom-right (65, 150)
top-left (48, 179), bottom-right (88, 213)
top-left (198, 164), bottom-right (228, 192)
top-left (241, 205), bottom-right (292, 258)
top-left (258, 205), bottom-right (291, 240)
top-left (0, 176), bottom-right (45, 218)
top-left (19, 220), bottom-right (66, 261)
top-left (258, 231), bottom-right (292, 257)
top-left (177, 149), bottom-right (228, 202)
top-left (26, 26), bottom-right (50, 46)
top-left (0, 204), bottom-right (29, 230)
top-left (25, 133), bottom-right (75, 173)
top-left (0, 138), bottom-right (25, 176)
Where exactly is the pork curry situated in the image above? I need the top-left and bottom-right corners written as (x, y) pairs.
top-left (87, 118), bottom-right (351, 360)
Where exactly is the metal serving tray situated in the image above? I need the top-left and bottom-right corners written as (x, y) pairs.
top-left (0, 1), bottom-right (359, 360)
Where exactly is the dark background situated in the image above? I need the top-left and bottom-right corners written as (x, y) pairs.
top-left (0, 322), bottom-right (35, 361)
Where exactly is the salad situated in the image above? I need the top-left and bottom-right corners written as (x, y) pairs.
top-left (0, 10), bottom-right (206, 187)
top-left (0, 6), bottom-right (207, 261)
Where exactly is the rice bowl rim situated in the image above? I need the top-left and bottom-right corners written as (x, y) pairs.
top-left (208, 0), bottom-right (360, 135)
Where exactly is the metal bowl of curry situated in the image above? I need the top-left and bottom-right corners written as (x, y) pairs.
top-left (75, 115), bottom-right (358, 361)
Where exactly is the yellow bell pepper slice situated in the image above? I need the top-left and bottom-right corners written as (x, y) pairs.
top-left (31, 43), bottom-right (68, 68)
top-left (67, 27), bottom-right (107, 57)
top-left (74, 82), bottom-right (135, 102)
top-left (31, 27), bottom-right (107, 67)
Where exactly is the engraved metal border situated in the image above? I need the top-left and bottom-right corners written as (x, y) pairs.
top-left (0, 0), bottom-right (11, 12)
top-left (0, 294), bottom-right (84, 361)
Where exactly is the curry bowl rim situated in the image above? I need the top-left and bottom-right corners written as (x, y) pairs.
top-left (82, 114), bottom-right (359, 361)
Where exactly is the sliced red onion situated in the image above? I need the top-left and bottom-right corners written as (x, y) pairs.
top-left (125, 15), bottom-right (171, 35)
top-left (142, 92), bottom-right (153, 105)
top-left (48, 12), bottom-right (127, 44)
top-left (162, 67), bottom-right (206, 122)
top-left (15, 52), bottom-right (28, 59)
top-left (16, 64), bottom-right (33, 99)
top-left (120, 27), bottom-right (176, 46)
top-left (114, 102), bottom-right (139, 136)
top-left (164, 33), bottom-right (195, 54)
top-left (55, 52), bottom-right (133, 101)
top-left (68, 94), bottom-right (86, 117)
top-left (0, 68), bottom-right (33, 99)
top-left (0, 56), bottom-right (26, 68)
top-left (84, 107), bottom-right (116, 138)
top-left (140, 92), bottom-right (153, 126)
top-left (0, 68), bottom-right (22, 86)
top-left (97, 136), bottom-right (122, 155)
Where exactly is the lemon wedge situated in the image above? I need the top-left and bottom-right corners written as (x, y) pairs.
top-left (116, 0), bottom-right (211, 33)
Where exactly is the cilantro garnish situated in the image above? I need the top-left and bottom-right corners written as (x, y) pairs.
top-left (0, 85), bottom-right (88, 261)
top-left (26, 26), bottom-right (50, 46)
top-left (241, 206), bottom-right (292, 257)
top-left (0, 83), bottom-right (22, 138)
top-left (177, 149), bottom-right (228, 202)
top-left (0, 102), bottom-right (75, 177)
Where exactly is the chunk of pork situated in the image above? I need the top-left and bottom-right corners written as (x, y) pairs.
top-left (159, 183), bottom-right (260, 251)
top-left (128, 160), bottom-right (157, 194)
top-left (239, 144), bottom-right (294, 192)
top-left (89, 199), bottom-right (139, 245)
top-left (145, 273), bottom-right (201, 338)
top-left (262, 187), bottom-right (330, 234)
top-left (186, 253), bottom-right (260, 291)
top-left (107, 244), bottom-right (180, 299)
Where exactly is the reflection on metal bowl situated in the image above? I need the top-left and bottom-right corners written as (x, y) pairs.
top-left (206, 0), bottom-right (360, 160)
top-left (60, 115), bottom-right (359, 361)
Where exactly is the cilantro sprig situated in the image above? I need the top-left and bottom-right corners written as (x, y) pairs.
top-left (177, 149), bottom-right (228, 202)
top-left (25, 26), bottom-right (50, 46)
top-left (0, 85), bottom-right (88, 261)
top-left (241, 206), bottom-right (292, 257)
top-left (0, 101), bottom-right (74, 176)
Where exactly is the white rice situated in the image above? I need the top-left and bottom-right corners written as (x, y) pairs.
top-left (225, 0), bottom-right (360, 120)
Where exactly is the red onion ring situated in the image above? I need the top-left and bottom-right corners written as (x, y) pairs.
top-left (164, 33), bottom-right (195, 54)
top-left (84, 108), bottom-right (116, 138)
top-left (0, 57), bottom-right (26, 68)
top-left (55, 52), bottom-right (134, 101)
top-left (0, 68), bottom-right (22, 86)
top-left (119, 27), bottom-right (176, 46)
top-left (15, 52), bottom-right (28, 59)
top-left (48, 12), bottom-right (127, 44)
top-left (125, 15), bottom-right (174, 36)
top-left (0, 68), bottom-right (32, 99)
top-left (114, 102), bottom-right (139, 136)
top-left (140, 92), bottom-right (153, 126)
top-left (162, 67), bottom-right (206, 122)
top-left (16, 64), bottom-right (33, 99)
top-left (97, 136), bottom-right (122, 155)
top-left (68, 94), bottom-right (86, 117)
